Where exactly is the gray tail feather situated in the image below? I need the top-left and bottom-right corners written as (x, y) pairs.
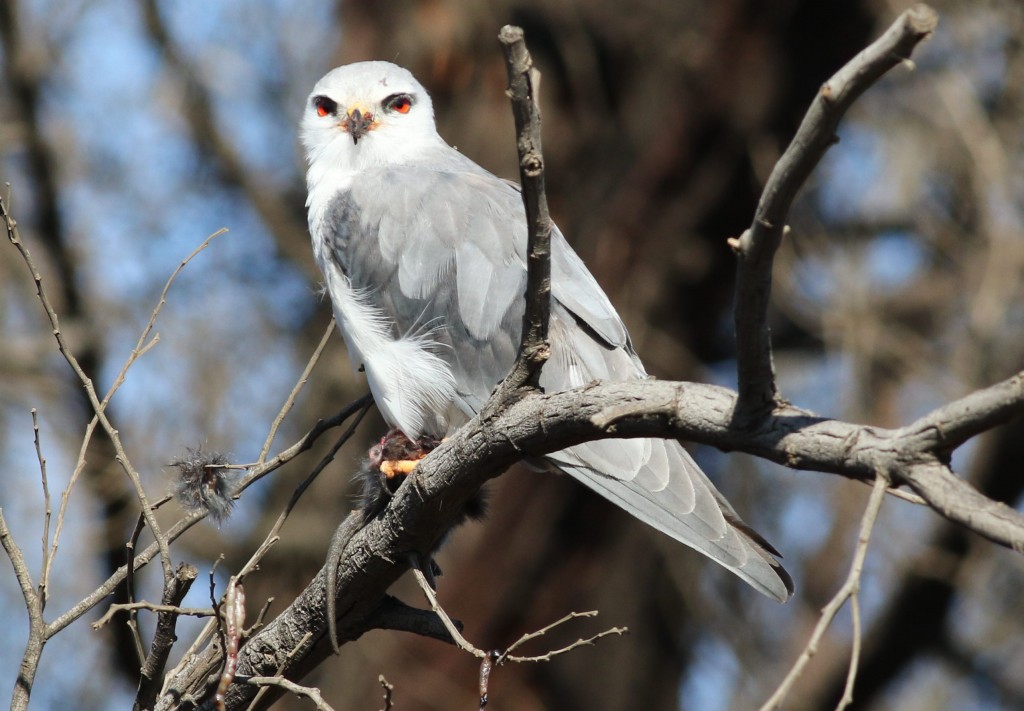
top-left (545, 438), bottom-right (793, 603)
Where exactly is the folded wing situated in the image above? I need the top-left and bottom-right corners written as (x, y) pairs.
top-left (322, 155), bottom-right (791, 601)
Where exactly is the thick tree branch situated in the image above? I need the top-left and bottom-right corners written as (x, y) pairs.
top-left (901, 371), bottom-right (1024, 453)
top-left (364, 594), bottom-right (458, 645)
top-left (496, 377), bottom-right (1024, 548)
top-left (732, 4), bottom-right (938, 415)
top-left (157, 367), bottom-right (1024, 709)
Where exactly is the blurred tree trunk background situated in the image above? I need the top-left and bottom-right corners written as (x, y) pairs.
top-left (1, 1), bottom-right (1023, 709)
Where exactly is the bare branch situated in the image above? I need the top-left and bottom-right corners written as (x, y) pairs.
top-left (247, 397), bottom-right (372, 581)
top-left (45, 509), bottom-right (202, 638)
top-left (897, 462), bottom-right (1024, 552)
top-left (1, 509), bottom-right (44, 711)
top-left (411, 568), bottom-right (626, 707)
top-left (901, 371), bottom-right (1024, 453)
top-left (500, 611), bottom-right (628, 664)
top-left (180, 303), bottom-right (1024, 711)
top-left (3, 193), bottom-right (212, 579)
top-left (31, 409), bottom-right (52, 606)
top-left (489, 25), bottom-right (553, 399)
top-left (157, 360), bottom-right (1024, 709)
top-left (125, 511), bottom-right (151, 667)
top-left (758, 471), bottom-right (889, 711)
top-left (258, 321), bottom-right (335, 464)
top-left (122, 228), bottom-right (228, 397)
top-left (363, 595), bottom-right (458, 645)
top-left (732, 5), bottom-right (939, 415)
top-left (411, 566), bottom-right (482, 657)
top-left (411, 563), bottom-right (629, 666)
top-left (494, 374), bottom-right (1024, 549)
top-left (93, 602), bottom-right (212, 631)
top-left (134, 563), bottom-right (200, 711)
top-left (239, 394), bottom-right (374, 490)
top-left (243, 677), bottom-right (336, 711)
top-left (44, 397), bottom-right (369, 640)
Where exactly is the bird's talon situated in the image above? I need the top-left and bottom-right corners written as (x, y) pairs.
top-left (379, 458), bottom-right (422, 478)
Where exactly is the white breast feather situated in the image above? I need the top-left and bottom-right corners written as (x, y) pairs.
top-left (318, 256), bottom-right (456, 440)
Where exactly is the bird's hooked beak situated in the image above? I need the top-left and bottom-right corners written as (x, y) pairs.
top-left (343, 106), bottom-right (377, 145)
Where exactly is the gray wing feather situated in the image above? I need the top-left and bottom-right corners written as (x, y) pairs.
top-left (324, 160), bottom-right (791, 602)
top-left (551, 232), bottom-right (630, 350)
top-left (457, 239), bottom-right (523, 339)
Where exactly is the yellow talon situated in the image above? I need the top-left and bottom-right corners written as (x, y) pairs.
top-left (379, 458), bottom-right (421, 478)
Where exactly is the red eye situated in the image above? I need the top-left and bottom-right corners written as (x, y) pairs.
top-left (384, 93), bottom-right (413, 114)
top-left (312, 95), bottom-right (337, 118)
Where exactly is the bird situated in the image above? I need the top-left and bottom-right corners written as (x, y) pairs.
top-left (301, 61), bottom-right (793, 604)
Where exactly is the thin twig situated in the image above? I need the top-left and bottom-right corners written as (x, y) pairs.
top-left (505, 625), bottom-right (629, 663)
top-left (125, 511), bottom-right (149, 666)
top-left (247, 396), bottom-right (372, 580)
top-left (412, 566), bottom-right (627, 666)
top-left (839, 592), bottom-right (862, 711)
top-left (877, 484), bottom-right (926, 506)
top-left (258, 321), bottom-right (335, 464)
top-left (758, 472), bottom-right (890, 711)
top-left (106, 225), bottom-right (228, 409)
top-left (239, 394), bottom-right (374, 490)
top-left (499, 610), bottom-right (628, 663)
top-left (50, 416), bottom-right (100, 597)
top-left (410, 566), bottom-right (483, 657)
top-left (500, 610), bottom-right (597, 658)
top-left (31, 409), bottom-right (52, 607)
top-left (93, 601), bottom-right (213, 630)
top-left (244, 677), bottom-right (336, 711)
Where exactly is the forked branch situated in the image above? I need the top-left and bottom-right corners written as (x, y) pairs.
top-left (731, 4), bottom-right (939, 415)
